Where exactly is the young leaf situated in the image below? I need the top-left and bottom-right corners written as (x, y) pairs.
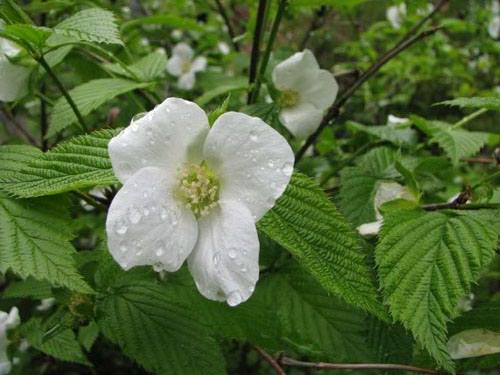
top-left (0, 195), bottom-right (93, 293)
top-left (105, 50), bottom-right (168, 82)
top-left (1, 129), bottom-right (118, 198)
top-left (48, 78), bottom-right (148, 136)
top-left (437, 96), bottom-right (500, 112)
top-left (258, 172), bottom-right (387, 320)
top-left (78, 321), bottom-right (100, 352)
top-left (431, 128), bottom-right (490, 165)
top-left (376, 209), bottom-right (498, 371)
top-left (53, 8), bottom-right (123, 45)
top-left (96, 274), bottom-right (226, 375)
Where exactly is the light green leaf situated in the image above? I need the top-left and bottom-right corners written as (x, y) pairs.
top-left (0, 145), bottom-right (41, 179)
top-left (431, 128), bottom-right (490, 164)
top-left (449, 301), bottom-right (500, 335)
top-left (0, 0), bottom-right (33, 25)
top-left (21, 318), bottom-right (89, 365)
top-left (78, 321), bottom-right (100, 352)
top-left (348, 121), bottom-right (417, 146)
top-left (2, 278), bottom-right (52, 299)
top-left (2, 24), bottom-right (51, 49)
top-left (48, 78), bottom-right (148, 136)
top-left (53, 8), bottom-right (123, 45)
top-left (96, 274), bottom-right (225, 375)
top-left (105, 50), bottom-right (167, 82)
top-left (437, 96), bottom-right (500, 112)
top-left (258, 172), bottom-right (387, 319)
top-left (0, 195), bottom-right (93, 293)
top-left (0, 129), bottom-right (117, 198)
top-left (376, 209), bottom-right (498, 371)
top-left (195, 81), bottom-right (248, 106)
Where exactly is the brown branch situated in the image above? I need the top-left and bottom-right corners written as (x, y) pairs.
top-left (254, 346), bottom-right (286, 375)
top-left (214, 0), bottom-right (240, 52)
top-left (279, 356), bottom-right (438, 375)
top-left (295, 26), bottom-right (442, 163)
top-left (461, 157), bottom-right (498, 165)
top-left (422, 202), bottom-right (500, 211)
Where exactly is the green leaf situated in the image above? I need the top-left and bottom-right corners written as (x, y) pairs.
top-left (1, 129), bottom-right (118, 198)
top-left (48, 78), bottom-right (148, 136)
top-left (96, 275), bottom-right (225, 375)
top-left (105, 50), bottom-right (167, 82)
top-left (78, 321), bottom-right (100, 351)
top-left (0, 195), bottom-right (93, 293)
top-left (2, 24), bottom-right (51, 50)
top-left (2, 277), bottom-right (52, 299)
top-left (339, 147), bottom-right (397, 226)
top-left (53, 8), bottom-right (123, 45)
top-left (449, 301), bottom-right (500, 336)
top-left (376, 209), bottom-right (498, 371)
top-left (121, 14), bottom-right (204, 32)
top-left (367, 316), bottom-right (414, 364)
top-left (258, 172), bottom-right (387, 319)
top-left (195, 80), bottom-right (248, 106)
top-left (261, 264), bottom-right (371, 361)
top-left (437, 96), bottom-right (500, 111)
top-left (0, 145), bottom-right (41, 179)
top-left (431, 128), bottom-right (490, 164)
top-left (348, 121), bottom-right (417, 146)
top-left (208, 94), bottom-right (231, 125)
top-left (0, 0), bottom-right (33, 25)
top-left (21, 318), bottom-right (89, 365)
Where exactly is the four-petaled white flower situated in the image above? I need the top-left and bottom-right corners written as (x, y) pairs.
top-left (166, 43), bottom-right (207, 90)
top-left (0, 32), bottom-right (30, 102)
top-left (106, 98), bottom-right (294, 306)
top-left (0, 307), bottom-right (20, 375)
top-left (272, 49), bottom-right (338, 140)
top-left (386, 3), bottom-right (407, 29)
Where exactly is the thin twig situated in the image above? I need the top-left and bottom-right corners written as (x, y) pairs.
top-left (299, 6), bottom-right (329, 50)
top-left (36, 56), bottom-right (88, 133)
top-left (214, 0), bottom-right (240, 52)
top-left (249, 0), bottom-right (288, 104)
top-left (73, 191), bottom-right (107, 212)
top-left (295, 26), bottom-right (442, 163)
top-left (421, 202), bottom-right (500, 211)
top-left (451, 107), bottom-right (488, 129)
top-left (254, 347), bottom-right (286, 375)
top-left (279, 356), bottom-right (438, 375)
top-left (247, 0), bottom-right (268, 104)
top-left (461, 156), bottom-right (498, 165)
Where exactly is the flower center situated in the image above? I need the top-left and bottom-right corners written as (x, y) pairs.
top-left (176, 162), bottom-right (220, 218)
top-left (181, 59), bottom-right (192, 74)
top-left (280, 89), bottom-right (299, 108)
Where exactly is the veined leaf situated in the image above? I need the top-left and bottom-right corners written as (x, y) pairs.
top-left (449, 301), bottom-right (500, 336)
top-left (2, 278), bottom-right (52, 299)
top-left (376, 209), bottom-right (498, 371)
top-left (53, 8), bottom-right (123, 45)
top-left (0, 145), bottom-right (41, 179)
top-left (48, 78), bottom-right (148, 136)
top-left (0, 0), bottom-right (33, 25)
top-left (96, 274), bottom-right (225, 375)
top-left (258, 172), bottom-right (387, 319)
top-left (437, 96), bottom-right (500, 112)
top-left (0, 195), bottom-right (93, 293)
top-left (105, 50), bottom-right (167, 82)
top-left (431, 128), bottom-right (490, 164)
top-left (1, 129), bottom-right (118, 198)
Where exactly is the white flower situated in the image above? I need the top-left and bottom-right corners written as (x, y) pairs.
top-left (448, 329), bottom-right (500, 359)
top-left (272, 49), bottom-right (338, 139)
top-left (0, 37), bottom-right (30, 102)
top-left (106, 98), bottom-right (294, 306)
top-left (386, 3), bottom-right (407, 29)
top-left (489, 1), bottom-right (500, 39)
top-left (166, 43), bottom-right (207, 90)
top-left (36, 298), bottom-right (56, 312)
top-left (387, 114), bottom-right (409, 125)
top-left (357, 181), bottom-right (413, 237)
top-left (218, 42), bottom-right (230, 55)
top-left (0, 307), bottom-right (20, 375)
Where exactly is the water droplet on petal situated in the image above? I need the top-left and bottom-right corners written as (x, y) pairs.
top-left (281, 162), bottom-right (293, 177)
top-left (268, 160), bottom-right (275, 168)
top-left (213, 252), bottom-right (220, 266)
top-left (114, 221), bottom-right (128, 235)
top-left (143, 206), bottom-right (150, 216)
top-left (228, 249), bottom-right (237, 260)
top-left (227, 291), bottom-right (243, 307)
top-left (128, 207), bottom-right (142, 224)
top-left (153, 262), bottom-right (164, 272)
top-left (250, 131), bottom-right (258, 142)
top-left (241, 266), bottom-right (248, 273)
top-left (155, 240), bottom-right (166, 257)
top-left (160, 207), bottom-right (168, 221)
top-left (249, 284), bottom-right (255, 293)
top-left (119, 241), bottom-right (127, 253)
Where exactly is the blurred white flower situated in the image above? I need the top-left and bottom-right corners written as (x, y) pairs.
top-left (0, 37), bottom-right (30, 102)
top-left (489, 1), bottom-right (500, 39)
top-left (387, 114), bottom-right (409, 124)
top-left (272, 49), bottom-right (338, 139)
top-left (106, 98), bottom-right (294, 306)
top-left (166, 43), bottom-right (207, 90)
top-left (170, 29), bottom-right (183, 41)
top-left (36, 298), bottom-right (56, 312)
top-left (0, 307), bottom-right (20, 375)
top-left (357, 181), bottom-right (414, 237)
top-left (448, 329), bottom-right (500, 359)
top-left (456, 293), bottom-right (474, 313)
top-left (386, 3), bottom-right (406, 29)
top-left (218, 41), bottom-right (230, 55)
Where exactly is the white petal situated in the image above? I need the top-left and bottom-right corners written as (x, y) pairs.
top-left (374, 181), bottom-right (413, 220)
top-left (387, 114), bottom-right (409, 124)
top-left (0, 59), bottom-right (30, 102)
top-left (386, 4), bottom-right (406, 29)
top-left (172, 42), bottom-right (194, 61)
top-left (203, 112), bottom-right (294, 221)
top-left (166, 55), bottom-right (185, 77)
top-left (178, 72), bottom-right (195, 90)
top-left (187, 200), bottom-right (259, 306)
top-left (272, 49), bottom-right (320, 91)
top-left (295, 69), bottom-right (338, 110)
top-left (279, 102), bottom-right (324, 139)
top-left (106, 167), bottom-right (198, 272)
top-left (357, 221), bottom-right (382, 237)
top-left (0, 38), bottom-right (21, 58)
top-left (488, 15), bottom-right (500, 39)
top-left (108, 97), bottom-right (209, 183)
top-left (191, 56), bottom-right (207, 72)
top-left (448, 329), bottom-right (500, 359)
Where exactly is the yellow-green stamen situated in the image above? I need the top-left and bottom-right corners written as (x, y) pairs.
top-left (280, 89), bottom-right (300, 108)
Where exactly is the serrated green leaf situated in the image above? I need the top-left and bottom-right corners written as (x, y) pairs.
top-left (258, 172), bottom-right (387, 319)
top-left (437, 97), bottom-right (500, 111)
top-left (105, 50), bottom-right (167, 82)
top-left (367, 316), bottom-right (414, 365)
top-left (0, 145), bottom-right (41, 179)
top-left (1, 129), bottom-right (118, 198)
top-left (53, 8), bottom-right (122, 45)
top-left (348, 121), bottom-right (417, 146)
top-left (2, 278), bottom-right (52, 299)
top-left (449, 301), bottom-right (500, 336)
top-left (21, 318), bottom-right (89, 365)
top-left (376, 209), bottom-right (498, 371)
top-left (78, 321), bottom-right (99, 352)
top-left (2, 24), bottom-right (51, 49)
top-left (431, 128), bottom-right (490, 164)
top-left (0, 195), bottom-right (93, 293)
top-left (48, 78), bottom-right (148, 136)
top-left (96, 274), bottom-right (225, 375)
top-left (0, 0), bottom-right (33, 25)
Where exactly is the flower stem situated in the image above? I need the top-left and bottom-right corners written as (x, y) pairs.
top-left (247, 0), bottom-right (269, 104)
top-left (214, 0), bottom-right (240, 52)
top-left (249, 0), bottom-right (288, 104)
top-left (36, 56), bottom-right (88, 133)
top-left (451, 107), bottom-right (488, 129)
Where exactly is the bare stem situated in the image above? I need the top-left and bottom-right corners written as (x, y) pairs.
top-left (247, 0), bottom-right (268, 104)
top-left (254, 347), bottom-right (286, 375)
top-left (295, 26), bottom-right (442, 163)
top-left (451, 108), bottom-right (488, 129)
top-left (421, 202), bottom-right (500, 211)
top-left (214, 0), bottom-right (240, 52)
top-left (279, 356), bottom-right (438, 375)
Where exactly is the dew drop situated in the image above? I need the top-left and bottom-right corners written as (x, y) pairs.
top-left (143, 206), bottom-right (150, 216)
top-left (249, 284), bottom-right (255, 293)
top-left (250, 131), bottom-right (258, 142)
top-left (228, 249), bottom-right (237, 260)
top-left (119, 241), bottom-right (127, 253)
top-left (268, 160), bottom-right (275, 168)
top-left (241, 265), bottom-right (248, 273)
top-left (114, 221), bottom-right (128, 235)
top-left (213, 252), bottom-right (220, 266)
top-left (227, 291), bottom-right (243, 307)
top-left (155, 240), bottom-right (166, 257)
top-left (160, 206), bottom-right (168, 221)
top-left (127, 207), bottom-right (142, 224)
top-left (281, 162), bottom-right (293, 177)
top-left (153, 262), bottom-right (164, 272)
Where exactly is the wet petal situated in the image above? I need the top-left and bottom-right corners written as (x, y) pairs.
top-left (272, 49), bottom-right (319, 91)
top-left (178, 72), bottom-right (196, 90)
top-left (279, 102), bottom-right (324, 139)
top-left (296, 69), bottom-right (338, 110)
top-left (191, 56), bottom-right (207, 72)
top-left (166, 55), bottom-right (185, 77)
